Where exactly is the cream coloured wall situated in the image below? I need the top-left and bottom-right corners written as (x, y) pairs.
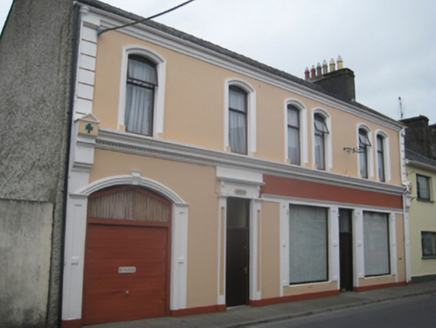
top-left (91, 29), bottom-right (403, 186)
top-left (89, 149), bottom-right (219, 308)
top-left (261, 201), bottom-right (281, 299)
top-left (407, 165), bottom-right (436, 278)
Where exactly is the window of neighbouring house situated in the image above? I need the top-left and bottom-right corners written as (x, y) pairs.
top-left (377, 135), bottom-right (385, 182)
top-left (125, 55), bottom-right (157, 136)
top-left (363, 212), bottom-right (390, 276)
top-left (228, 85), bottom-right (248, 154)
top-left (417, 174), bottom-right (431, 201)
top-left (422, 231), bottom-right (436, 258)
top-left (314, 113), bottom-right (329, 170)
top-left (287, 105), bottom-right (300, 165)
top-left (359, 129), bottom-right (371, 179)
top-left (289, 204), bottom-right (328, 284)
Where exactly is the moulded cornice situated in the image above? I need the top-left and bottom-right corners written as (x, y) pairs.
top-left (81, 4), bottom-right (403, 132)
top-left (96, 128), bottom-right (405, 196)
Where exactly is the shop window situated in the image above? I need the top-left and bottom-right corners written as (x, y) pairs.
top-left (289, 204), bottom-right (328, 284)
top-left (363, 212), bottom-right (390, 276)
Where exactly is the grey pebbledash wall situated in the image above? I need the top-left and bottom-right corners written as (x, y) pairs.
top-left (0, 0), bottom-right (75, 327)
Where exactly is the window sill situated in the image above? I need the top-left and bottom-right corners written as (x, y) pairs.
top-left (416, 198), bottom-right (434, 203)
top-left (422, 255), bottom-right (436, 260)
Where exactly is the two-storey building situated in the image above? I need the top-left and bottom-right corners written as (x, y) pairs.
top-left (57, 1), bottom-right (410, 327)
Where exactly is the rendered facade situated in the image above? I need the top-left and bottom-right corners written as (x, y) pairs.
top-left (402, 116), bottom-right (436, 282)
top-left (61, 1), bottom-right (410, 327)
top-left (0, 1), bottom-right (411, 328)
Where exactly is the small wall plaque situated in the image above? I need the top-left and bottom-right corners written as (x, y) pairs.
top-left (118, 266), bottom-right (136, 274)
top-left (234, 189), bottom-right (247, 196)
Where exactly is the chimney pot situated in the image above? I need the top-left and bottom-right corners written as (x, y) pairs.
top-left (316, 62), bottom-right (322, 76)
top-left (304, 67), bottom-right (310, 80)
top-left (322, 60), bottom-right (328, 74)
top-left (311, 65), bottom-right (316, 78)
top-left (337, 56), bottom-right (343, 69)
top-left (329, 58), bottom-right (336, 72)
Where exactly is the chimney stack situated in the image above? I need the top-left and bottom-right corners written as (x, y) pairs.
top-left (304, 56), bottom-right (356, 102)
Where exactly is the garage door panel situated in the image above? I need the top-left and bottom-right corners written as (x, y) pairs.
top-left (82, 223), bottom-right (169, 325)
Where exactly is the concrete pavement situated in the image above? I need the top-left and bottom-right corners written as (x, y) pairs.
top-left (85, 280), bottom-right (436, 328)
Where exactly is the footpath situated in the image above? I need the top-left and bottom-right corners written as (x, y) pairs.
top-left (86, 280), bottom-right (436, 328)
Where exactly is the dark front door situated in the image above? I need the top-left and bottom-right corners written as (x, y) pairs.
top-left (339, 209), bottom-right (353, 292)
top-left (226, 198), bottom-right (250, 307)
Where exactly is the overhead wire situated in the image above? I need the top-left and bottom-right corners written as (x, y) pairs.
top-left (97, 0), bottom-right (196, 36)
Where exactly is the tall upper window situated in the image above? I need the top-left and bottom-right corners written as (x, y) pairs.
top-left (228, 86), bottom-right (247, 154)
top-left (125, 55), bottom-right (157, 136)
top-left (417, 174), bottom-right (431, 201)
top-left (287, 105), bottom-right (300, 165)
top-left (359, 129), bottom-right (371, 178)
top-left (377, 135), bottom-right (385, 182)
top-left (314, 114), bottom-right (329, 170)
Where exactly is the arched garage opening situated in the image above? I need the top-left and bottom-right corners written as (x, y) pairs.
top-left (82, 185), bottom-right (172, 325)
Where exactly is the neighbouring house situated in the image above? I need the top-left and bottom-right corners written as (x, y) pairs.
top-left (401, 116), bottom-right (436, 283)
top-left (0, 1), bottom-right (411, 328)
top-left (0, 1), bottom-right (75, 327)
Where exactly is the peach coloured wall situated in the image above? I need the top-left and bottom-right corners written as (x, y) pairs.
top-left (358, 275), bottom-right (395, 287)
top-left (261, 202), bottom-right (281, 299)
top-left (91, 30), bottom-right (403, 185)
top-left (89, 149), bottom-right (219, 308)
top-left (283, 281), bottom-right (337, 296)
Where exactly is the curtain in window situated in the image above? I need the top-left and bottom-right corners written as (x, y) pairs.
top-left (377, 136), bottom-right (385, 181)
top-left (287, 107), bottom-right (300, 165)
top-left (289, 205), bottom-right (328, 284)
top-left (314, 134), bottom-right (325, 170)
top-left (229, 87), bottom-right (247, 154)
top-left (363, 212), bottom-right (390, 276)
top-left (125, 58), bottom-right (156, 136)
top-left (359, 130), bottom-right (371, 178)
top-left (314, 115), bottom-right (328, 170)
top-left (422, 232), bottom-right (436, 256)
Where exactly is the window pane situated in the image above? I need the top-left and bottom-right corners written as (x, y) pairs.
top-left (359, 147), bottom-right (368, 178)
top-left (363, 212), bottom-right (390, 276)
top-left (289, 205), bottom-right (328, 284)
top-left (287, 106), bottom-right (299, 127)
top-left (417, 175), bottom-right (430, 200)
top-left (128, 57), bottom-right (157, 85)
top-left (314, 115), bottom-right (329, 133)
top-left (377, 136), bottom-right (385, 182)
top-left (229, 87), bottom-right (247, 112)
top-left (125, 84), bottom-right (153, 135)
top-left (359, 130), bottom-right (371, 146)
top-left (229, 110), bottom-right (247, 154)
top-left (422, 232), bottom-right (436, 257)
top-left (315, 134), bottom-right (325, 170)
top-left (288, 126), bottom-right (300, 165)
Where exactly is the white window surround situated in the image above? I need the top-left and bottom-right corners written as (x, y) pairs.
top-left (224, 79), bottom-right (257, 155)
top-left (312, 108), bottom-right (332, 170)
top-left (357, 124), bottom-right (374, 179)
top-left (285, 99), bottom-right (308, 165)
top-left (118, 46), bottom-right (167, 137)
top-left (375, 130), bottom-right (391, 182)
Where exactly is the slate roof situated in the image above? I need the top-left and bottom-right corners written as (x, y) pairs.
top-left (78, 0), bottom-right (402, 127)
top-left (406, 149), bottom-right (436, 171)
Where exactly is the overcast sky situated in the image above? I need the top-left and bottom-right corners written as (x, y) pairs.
top-left (1, 0), bottom-right (435, 124)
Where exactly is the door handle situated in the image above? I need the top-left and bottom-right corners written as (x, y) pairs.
top-left (244, 267), bottom-right (248, 274)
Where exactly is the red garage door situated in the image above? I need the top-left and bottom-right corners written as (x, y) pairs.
top-left (82, 186), bottom-right (171, 325)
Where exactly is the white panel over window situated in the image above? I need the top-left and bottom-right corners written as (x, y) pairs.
top-left (363, 212), bottom-right (390, 276)
top-left (289, 205), bottom-right (328, 284)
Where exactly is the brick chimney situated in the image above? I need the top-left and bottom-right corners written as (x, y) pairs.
top-left (400, 116), bottom-right (433, 158)
top-left (304, 56), bottom-right (356, 102)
